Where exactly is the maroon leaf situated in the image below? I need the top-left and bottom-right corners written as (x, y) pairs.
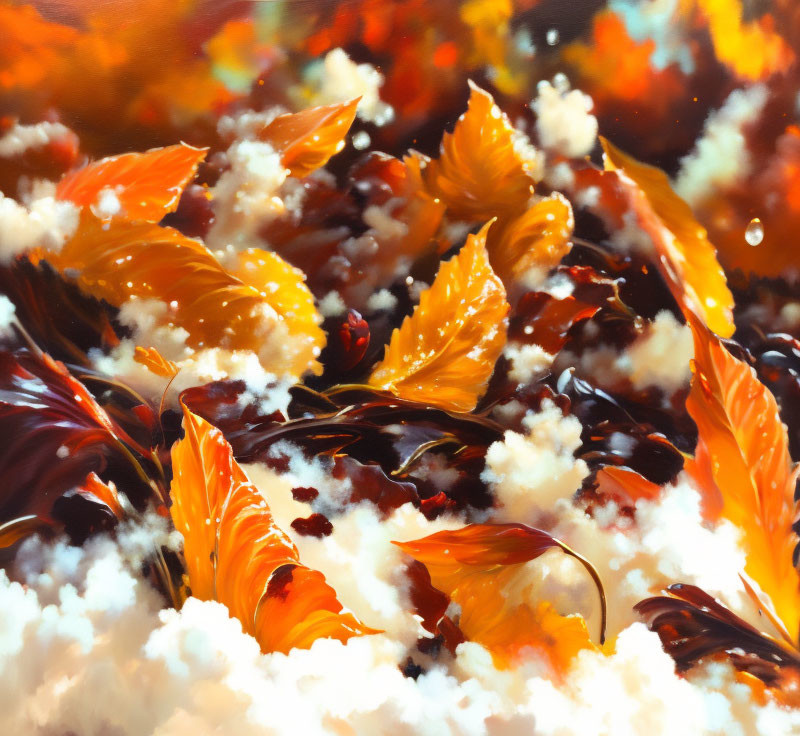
top-left (406, 560), bottom-right (465, 655)
top-left (332, 455), bottom-right (419, 516)
top-left (510, 291), bottom-right (599, 354)
top-left (0, 350), bottom-right (132, 530)
top-left (635, 583), bottom-right (800, 687)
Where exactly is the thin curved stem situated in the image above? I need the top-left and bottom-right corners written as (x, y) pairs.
top-left (557, 541), bottom-right (608, 645)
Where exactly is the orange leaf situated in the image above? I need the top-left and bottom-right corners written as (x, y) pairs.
top-left (75, 471), bottom-right (124, 519)
top-left (34, 214), bottom-right (324, 377)
top-left (395, 523), bottom-right (604, 671)
top-left (368, 221), bottom-right (509, 411)
top-left (423, 81), bottom-right (537, 221)
top-left (0, 515), bottom-right (46, 549)
top-left (601, 137), bottom-right (735, 338)
top-left (169, 405), bottom-right (379, 653)
top-left (134, 346), bottom-right (179, 379)
top-left (57, 144), bottom-right (207, 222)
top-left (486, 193), bottom-right (574, 285)
top-left (595, 466), bottom-right (662, 505)
top-left (260, 99), bottom-right (359, 178)
top-left (686, 312), bottom-right (800, 642)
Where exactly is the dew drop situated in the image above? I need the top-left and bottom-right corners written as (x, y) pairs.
top-left (745, 217), bottom-right (763, 246)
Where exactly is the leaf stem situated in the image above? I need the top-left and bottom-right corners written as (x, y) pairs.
top-left (557, 540), bottom-right (608, 645)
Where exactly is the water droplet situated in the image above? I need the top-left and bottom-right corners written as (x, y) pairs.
top-left (546, 28), bottom-right (559, 46)
top-left (745, 217), bottom-right (763, 246)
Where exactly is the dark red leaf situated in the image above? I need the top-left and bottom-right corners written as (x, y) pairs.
top-left (291, 513), bottom-right (334, 537)
top-left (635, 583), bottom-right (800, 687)
top-left (0, 350), bottom-right (128, 528)
top-left (406, 560), bottom-right (465, 655)
top-left (510, 292), bottom-right (599, 354)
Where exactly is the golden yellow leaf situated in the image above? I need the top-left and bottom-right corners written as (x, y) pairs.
top-left (170, 404), bottom-right (379, 653)
top-left (260, 98), bottom-right (359, 178)
top-left (487, 193), bottom-right (574, 285)
top-left (696, 0), bottom-right (794, 82)
top-left (134, 346), bottom-right (179, 378)
top-left (601, 137), bottom-right (735, 338)
top-left (423, 81), bottom-right (537, 221)
top-left (57, 144), bottom-right (207, 222)
top-left (368, 222), bottom-right (509, 411)
top-left (34, 214), bottom-right (324, 377)
top-left (686, 312), bottom-right (800, 642)
top-left (395, 523), bottom-right (602, 671)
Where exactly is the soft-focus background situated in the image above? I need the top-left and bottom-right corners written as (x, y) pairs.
top-left (2, 0), bottom-right (800, 279)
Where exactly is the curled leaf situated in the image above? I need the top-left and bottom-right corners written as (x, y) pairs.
top-left (424, 81), bottom-right (537, 221)
top-left (601, 137), bottom-right (735, 338)
top-left (394, 523), bottom-right (606, 670)
top-left (487, 194), bottom-right (574, 286)
top-left (134, 346), bottom-right (179, 378)
top-left (686, 312), bottom-right (800, 642)
top-left (35, 215), bottom-right (324, 377)
top-left (169, 405), bottom-right (378, 653)
top-left (73, 471), bottom-right (125, 519)
top-left (369, 222), bottom-right (509, 411)
top-left (0, 515), bottom-right (47, 548)
top-left (57, 144), bottom-right (207, 222)
top-left (636, 583), bottom-right (800, 693)
top-left (260, 99), bottom-right (359, 178)
top-left (0, 349), bottom-right (135, 537)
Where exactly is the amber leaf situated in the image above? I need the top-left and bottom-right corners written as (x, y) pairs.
top-left (424, 81), bottom-right (537, 221)
top-left (57, 144), bottom-right (207, 222)
top-left (686, 312), bottom-right (800, 642)
top-left (75, 471), bottom-right (124, 519)
top-left (169, 404), bottom-right (378, 654)
top-left (601, 137), bottom-right (735, 338)
top-left (395, 523), bottom-right (604, 671)
top-left (35, 214), bottom-right (324, 377)
top-left (368, 222), bottom-right (509, 411)
top-left (487, 193), bottom-right (574, 285)
top-left (134, 346), bottom-right (179, 378)
top-left (0, 516), bottom-right (47, 549)
top-left (595, 466), bottom-right (662, 505)
top-left (260, 99), bottom-right (359, 178)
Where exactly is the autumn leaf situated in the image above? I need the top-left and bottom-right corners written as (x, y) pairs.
top-left (594, 466), bottom-right (662, 505)
top-left (34, 214), bottom-right (324, 377)
top-left (368, 222), bottom-right (509, 412)
top-left (696, 0), bottom-right (794, 82)
top-left (0, 516), bottom-right (47, 549)
top-left (423, 81), bottom-right (538, 221)
top-left (0, 350), bottom-right (138, 539)
top-left (57, 144), bottom-right (208, 222)
top-left (260, 99), bottom-right (359, 178)
top-left (169, 404), bottom-right (378, 653)
top-left (394, 523), bottom-right (605, 671)
top-left (73, 472), bottom-right (125, 519)
top-left (601, 137), bottom-right (735, 338)
top-left (686, 312), bottom-right (800, 642)
top-left (134, 346), bottom-right (179, 378)
top-left (636, 583), bottom-right (800, 700)
top-left (486, 193), bottom-right (574, 285)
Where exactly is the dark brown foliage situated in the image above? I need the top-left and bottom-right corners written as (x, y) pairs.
top-left (636, 583), bottom-right (800, 687)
